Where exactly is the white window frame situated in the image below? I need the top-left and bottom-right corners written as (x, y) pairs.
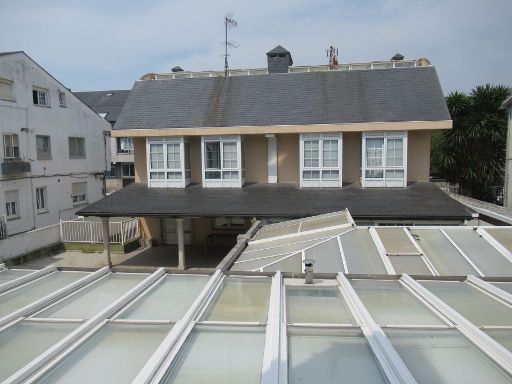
top-left (35, 186), bottom-right (48, 212)
top-left (0, 78), bottom-right (14, 101)
top-left (36, 135), bottom-right (51, 160)
top-left (117, 137), bottom-right (134, 154)
top-left (300, 133), bottom-right (342, 188)
top-left (71, 182), bottom-right (87, 205)
top-left (32, 87), bottom-right (50, 107)
top-left (147, 137), bottom-right (191, 188)
top-left (68, 137), bottom-right (86, 159)
top-left (201, 135), bottom-right (244, 188)
top-left (362, 131), bottom-right (407, 188)
top-left (58, 90), bottom-right (66, 107)
top-left (3, 133), bottom-right (19, 159)
top-left (5, 190), bottom-right (19, 220)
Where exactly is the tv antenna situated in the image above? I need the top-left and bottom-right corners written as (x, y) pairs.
top-left (224, 13), bottom-right (238, 76)
top-left (326, 46), bottom-right (339, 69)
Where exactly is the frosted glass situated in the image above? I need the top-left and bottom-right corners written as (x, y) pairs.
top-left (120, 275), bottom-right (209, 321)
top-left (484, 329), bottom-right (512, 352)
top-left (0, 321), bottom-right (78, 382)
top-left (163, 326), bottom-right (265, 384)
top-left (288, 328), bottom-right (386, 384)
top-left (420, 281), bottom-right (512, 326)
top-left (263, 253), bottom-right (302, 273)
top-left (202, 277), bottom-right (271, 322)
top-left (387, 328), bottom-right (511, 384)
top-left (340, 230), bottom-right (387, 274)
top-left (304, 238), bottom-right (344, 273)
top-left (300, 213), bottom-right (348, 232)
top-left (492, 282), bottom-right (512, 295)
top-left (0, 269), bottom-right (31, 284)
top-left (253, 223), bottom-right (300, 240)
top-left (0, 271), bottom-right (88, 318)
top-left (485, 228), bottom-right (512, 252)
top-left (35, 273), bottom-right (145, 319)
top-left (388, 255), bottom-right (432, 275)
top-left (239, 239), bottom-right (320, 260)
top-left (410, 229), bottom-right (478, 275)
top-left (38, 323), bottom-right (170, 384)
top-left (376, 228), bottom-right (418, 254)
top-left (351, 280), bottom-right (444, 325)
top-left (286, 287), bottom-right (353, 324)
top-left (231, 253), bottom-right (295, 271)
top-left (445, 229), bottom-right (512, 276)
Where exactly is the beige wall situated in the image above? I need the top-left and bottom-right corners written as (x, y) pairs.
top-left (134, 137), bottom-right (147, 184)
top-left (277, 134), bottom-right (299, 183)
top-left (244, 135), bottom-right (268, 183)
top-left (190, 136), bottom-right (202, 184)
top-left (192, 218), bottom-right (211, 245)
top-left (342, 132), bottom-right (362, 184)
top-left (140, 217), bottom-right (162, 245)
top-left (407, 130), bottom-right (431, 183)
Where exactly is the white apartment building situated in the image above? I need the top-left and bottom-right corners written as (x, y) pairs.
top-left (0, 51), bottom-right (111, 236)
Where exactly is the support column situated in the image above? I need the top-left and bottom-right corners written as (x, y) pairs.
top-left (266, 134), bottom-right (277, 183)
top-left (101, 217), bottom-right (112, 269)
top-left (176, 218), bottom-right (186, 270)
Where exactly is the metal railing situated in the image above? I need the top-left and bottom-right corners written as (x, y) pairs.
top-left (60, 217), bottom-right (140, 245)
top-left (0, 215), bottom-right (7, 239)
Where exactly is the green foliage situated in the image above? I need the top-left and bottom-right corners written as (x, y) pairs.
top-left (432, 84), bottom-right (511, 201)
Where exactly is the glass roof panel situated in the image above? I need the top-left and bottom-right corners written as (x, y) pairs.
top-left (410, 229), bottom-right (478, 276)
top-left (340, 230), bottom-right (387, 274)
top-left (286, 286), bottom-right (354, 324)
top-left (491, 282), bottom-right (512, 295)
top-left (420, 281), bottom-right (512, 326)
top-left (444, 229), bottom-right (512, 277)
top-left (35, 273), bottom-right (146, 319)
top-left (304, 238), bottom-right (344, 273)
top-left (386, 328), bottom-right (512, 384)
top-left (299, 213), bottom-right (348, 232)
top-left (0, 271), bottom-right (88, 319)
top-left (162, 326), bottom-right (265, 384)
top-left (288, 328), bottom-right (387, 384)
top-left (484, 228), bottom-right (512, 252)
top-left (375, 228), bottom-right (419, 254)
top-left (0, 269), bottom-right (31, 284)
top-left (0, 321), bottom-right (78, 382)
top-left (252, 223), bottom-right (300, 240)
top-left (202, 277), bottom-right (271, 322)
top-left (351, 279), bottom-right (444, 325)
top-left (262, 253), bottom-right (302, 273)
top-left (119, 275), bottom-right (209, 321)
top-left (483, 329), bottom-right (512, 352)
top-left (231, 253), bottom-right (296, 272)
top-left (238, 239), bottom-right (320, 261)
top-left (38, 323), bottom-right (171, 384)
top-left (388, 255), bottom-right (432, 275)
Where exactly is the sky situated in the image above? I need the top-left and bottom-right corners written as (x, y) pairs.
top-left (1, 0), bottom-right (511, 94)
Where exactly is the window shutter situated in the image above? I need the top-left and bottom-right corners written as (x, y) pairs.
top-left (5, 190), bottom-right (17, 202)
top-left (0, 81), bottom-right (12, 100)
top-left (71, 182), bottom-right (86, 195)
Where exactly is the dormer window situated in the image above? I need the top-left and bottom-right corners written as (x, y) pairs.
top-left (147, 137), bottom-right (191, 188)
top-left (201, 136), bottom-right (244, 188)
top-left (32, 87), bottom-right (49, 107)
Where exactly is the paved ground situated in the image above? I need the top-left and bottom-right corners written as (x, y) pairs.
top-left (20, 244), bottom-right (231, 271)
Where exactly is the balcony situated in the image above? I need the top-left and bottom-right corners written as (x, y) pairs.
top-left (1, 159), bottom-right (31, 174)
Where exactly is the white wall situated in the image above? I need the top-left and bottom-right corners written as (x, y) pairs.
top-left (0, 223), bottom-right (60, 261)
top-left (0, 52), bottom-right (111, 235)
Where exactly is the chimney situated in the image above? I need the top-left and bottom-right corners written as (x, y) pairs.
top-left (172, 66), bottom-right (184, 72)
top-left (266, 45), bottom-right (293, 74)
top-left (391, 53), bottom-right (404, 61)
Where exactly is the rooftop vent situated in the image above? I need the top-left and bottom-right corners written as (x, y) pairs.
top-left (304, 258), bottom-right (315, 284)
top-left (391, 53), bottom-right (404, 61)
top-left (266, 45), bottom-right (293, 74)
top-left (172, 66), bottom-right (184, 72)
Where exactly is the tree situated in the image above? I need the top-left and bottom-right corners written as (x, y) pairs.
top-left (433, 84), bottom-right (511, 201)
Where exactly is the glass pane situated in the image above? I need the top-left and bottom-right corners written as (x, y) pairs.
top-left (302, 170), bottom-right (320, 179)
top-left (444, 229), bottom-right (512, 277)
top-left (35, 274), bottom-right (146, 319)
top-left (304, 238), bottom-right (344, 273)
top-left (322, 170), bottom-right (339, 179)
top-left (492, 282), bottom-right (512, 295)
top-left (205, 142), bottom-right (220, 169)
top-left (386, 138), bottom-right (403, 166)
top-left (231, 253), bottom-right (296, 271)
top-left (365, 138), bottom-right (384, 167)
top-left (288, 328), bottom-right (387, 384)
top-left (375, 228), bottom-right (419, 254)
top-left (222, 142), bottom-right (237, 169)
top-left (485, 228), bottom-right (512, 252)
top-left (263, 253), bottom-right (302, 273)
top-left (483, 329), bottom-right (512, 352)
top-left (252, 223), bottom-right (300, 240)
top-left (351, 280), bottom-right (444, 325)
top-left (420, 281), bottom-right (512, 326)
top-left (119, 275), bottom-right (209, 321)
top-left (385, 169), bottom-right (404, 178)
top-left (248, 227), bottom-right (349, 249)
top-left (340, 230), bottom-right (387, 274)
top-left (0, 269), bottom-right (31, 284)
top-left (167, 143), bottom-right (181, 169)
top-left (202, 277), bottom-right (271, 322)
top-left (322, 139), bottom-right (338, 167)
top-left (389, 255), bottom-right (432, 275)
top-left (365, 169), bottom-right (383, 178)
top-left (0, 321), bottom-right (78, 382)
top-left (0, 272), bottom-right (88, 318)
top-left (38, 323), bottom-right (171, 384)
top-left (410, 229), bottom-right (478, 276)
top-left (205, 170), bottom-right (221, 179)
top-left (303, 140), bottom-right (319, 168)
top-left (386, 328), bottom-right (512, 384)
top-left (299, 213), bottom-right (348, 232)
top-left (150, 144), bottom-right (164, 169)
top-left (239, 239), bottom-right (320, 261)
top-left (162, 326), bottom-right (265, 384)
top-left (286, 287), bottom-right (354, 324)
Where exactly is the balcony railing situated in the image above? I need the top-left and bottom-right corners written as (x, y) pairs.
top-left (60, 217), bottom-right (140, 245)
top-left (1, 159), bottom-right (31, 174)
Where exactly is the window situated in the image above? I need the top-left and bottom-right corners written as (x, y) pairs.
top-left (69, 137), bottom-right (85, 159)
top-left (32, 87), bottom-right (49, 106)
top-left (36, 187), bottom-right (48, 211)
top-left (58, 91), bottom-right (66, 107)
top-left (36, 135), bottom-right (51, 160)
top-left (3, 133), bottom-right (19, 158)
top-left (147, 137), bottom-right (191, 188)
top-left (117, 137), bottom-right (133, 153)
top-left (202, 136), bottom-right (244, 188)
top-left (5, 190), bottom-right (19, 219)
top-left (122, 164), bottom-right (134, 178)
top-left (300, 133), bottom-right (342, 187)
top-left (0, 78), bottom-right (14, 101)
top-left (71, 182), bottom-right (87, 204)
top-left (213, 217), bottom-right (246, 230)
top-left (362, 132), bottom-right (407, 187)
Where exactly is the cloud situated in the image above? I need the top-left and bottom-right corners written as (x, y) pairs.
top-left (1, 0), bottom-right (510, 93)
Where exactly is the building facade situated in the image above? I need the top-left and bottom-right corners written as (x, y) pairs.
top-left (502, 96), bottom-right (512, 208)
top-left (0, 52), bottom-right (111, 236)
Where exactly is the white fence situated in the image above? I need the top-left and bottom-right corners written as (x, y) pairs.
top-left (0, 223), bottom-right (60, 262)
top-left (0, 215), bottom-right (6, 239)
top-left (60, 217), bottom-right (140, 245)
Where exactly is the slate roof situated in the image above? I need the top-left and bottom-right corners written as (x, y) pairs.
top-left (78, 182), bottom-right (472, 221)
top-left (267, 45), bottom-right (290, 55)
top-left (74, 90), bottom-right (130, 124)
top-left (0, 51), bottom-right (23, 57)
top-left (114, 66), bottom-right (450, 131)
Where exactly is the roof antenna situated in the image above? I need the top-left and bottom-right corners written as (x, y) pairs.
top-left (223, 13), bottom-right (238, 76)
top-left (326, 46), bottom-right (339, 70)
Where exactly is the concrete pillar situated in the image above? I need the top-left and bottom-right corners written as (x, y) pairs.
top-left (101, 217), bottom-right (112, 269)
top-left (266, 134), bottom-right (277, 183)
top-left (176, 218), bottom-right (186, 270)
